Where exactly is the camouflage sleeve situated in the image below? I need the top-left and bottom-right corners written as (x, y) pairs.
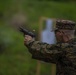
top-left (25, 40), bottom-right (63, 63)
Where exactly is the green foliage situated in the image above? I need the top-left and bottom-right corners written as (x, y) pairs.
top-left (0, 1), bottom-right (76, 75)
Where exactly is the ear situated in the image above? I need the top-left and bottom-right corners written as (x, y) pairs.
top-left (62, 34), bottom-right (69, 42)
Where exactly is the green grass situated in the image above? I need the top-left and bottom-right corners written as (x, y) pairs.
top-left (0, 1), bottom-right (76, 75)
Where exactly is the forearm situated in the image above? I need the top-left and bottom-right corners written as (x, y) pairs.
top-left (25, 40), bottom-right (63, 63)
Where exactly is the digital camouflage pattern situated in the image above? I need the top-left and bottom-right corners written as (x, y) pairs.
top-left (56, 19), bottom-right (76, 30)
top-left (25, 19), bottom-right (76, 75)
top-left (25, 39), bottom-right (76, 75)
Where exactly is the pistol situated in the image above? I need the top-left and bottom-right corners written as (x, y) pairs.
top-left (19, 27), bottom-right (36, 37)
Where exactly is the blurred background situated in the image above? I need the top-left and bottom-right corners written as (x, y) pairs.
top-left (0, 0), bottom-right (76, 75)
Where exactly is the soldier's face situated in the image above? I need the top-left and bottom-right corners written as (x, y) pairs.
top-left (56, 29), bottom-right (74, 43)
top-left (55, 30), bottom-right (63, 42)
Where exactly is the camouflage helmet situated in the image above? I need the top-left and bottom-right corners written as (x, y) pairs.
top-left (56, 19), bottom-right (76, 30)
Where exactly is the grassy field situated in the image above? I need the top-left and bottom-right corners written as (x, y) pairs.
top-left (0, 1), bottom-right (76, 75)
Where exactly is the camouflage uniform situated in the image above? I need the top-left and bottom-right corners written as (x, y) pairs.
top-left (25, 20), bottom-right (76, 75)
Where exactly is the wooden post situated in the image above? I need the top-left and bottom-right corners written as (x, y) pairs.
top-left (36, 17), bottom-right (43, 75)
top-left (36, 60), bottom-right (41, 75)
top-left (51, 64), bottom-right (56, 75)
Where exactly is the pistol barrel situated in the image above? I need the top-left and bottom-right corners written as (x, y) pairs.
top-left (19, 27), bottom-right (35, 37)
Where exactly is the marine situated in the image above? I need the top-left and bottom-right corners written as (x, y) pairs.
top-left (24, 19), bottom-right (76, 75)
